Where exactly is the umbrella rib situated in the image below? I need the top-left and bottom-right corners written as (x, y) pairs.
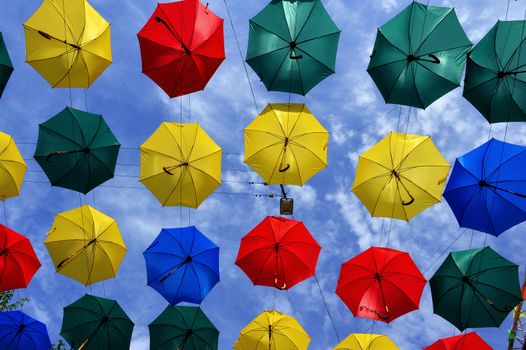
top-left (395, 137), bottom-right (431, 171)
top-left (413, 9), bottom-right (455, 55)
top-left (191, 17), bottom-right (223, 52)
top-left (463, 61), bottom-right (499, 94)
top-left (295, 46), bottom-right (335, 73)
top-left (188, 263), bottom-right (204, 301)
top-left (398, 173), bottom-right (442, 201)
top-left (368, 177), bottom-right (395, 217)
top-left (170, 55), bottom-right (192, 97)
top-left (486, 149), bottom-right (526, 180)
top-left (289, 140), bottom-right (327, 166)
top-left (249, 19), bottom-right (291, 44)
top-left (43, 1), bottom-right (79, 42)
top-left (291, 0), bottom-right (316, 41)
top-left (52, 50), bottom-right (81, 88)
top-left (38, 123), bottom-right (84, 149)
top-left (251, 249), bottom-right (276, 285)
top-left (487, 188), bottom-right (526, 218)
top-left (94, 241), bottom-right (117, 278)
top-left (187, 54), bottom-right (206, 91)
top-left (296, 31), bottom-right (341, 46)
top-left (267, 51), bottom-right (292, 92)
top-left (106, 316), bottom-right (131, 346)
top-left (77, 48), bottom-right (92, 87)
top-left (471, 279), bottom-right (522, 300)
top-left (0, 161), bottom-right (22, 195)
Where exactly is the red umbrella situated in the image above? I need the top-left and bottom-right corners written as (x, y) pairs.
top-left (0, 224), bottom-right (40, 292)
top-left (424, 332), bottom-right (492, 350)
top-left (336, 247), bottom-right (426, 323)
top-left (235, 216), bottom-right (321, 290)
top-left (137, 0), bottom-right (225, 98)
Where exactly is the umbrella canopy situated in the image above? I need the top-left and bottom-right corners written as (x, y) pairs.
top-left (44, 205), bottom-right (126, 286)
top-left (23, 0), bottom-right (111, 88)
top-left (0, 311), bottom-right (51, 350)
top-left (140, 122), bottom-right (222, 208)
top-left (430, 246), bottom-right (522, 331)
top-left (234, 310), bottom-right (310, 350)
top-left (464, 21), bottom-right (526, 123)
top-left (149, 305), bottom-right (219, 350)
top-left (0, 33), bottom-right (13, 98)
top-left (0, 132), bottom-right (26, 200)
top-left (235, 216), bottom-right (320, 290)
top-left (424, 332), bottom-right (492, 350)
top-left (144, 226), bottom-right (219, 305)
top-left (246, 0), bottom-right (340, 95)
top-left (333, 334), bottom-right (399, 350)
top-left (34, 107), bottom-right (120, 194)
top-left (61, 294), bottom-right (134, 350)
top-left (368, 1), bottom-right (471, 109)
top-left (244, 104), bottom-right (328, 186)
top-left (444, 138), bottom-right (526, 236)
top-left (336, 247), bottom-right (426, 323)
top-left (352, 132), bottom-right (450, 221)
top-left (137, 0), bottom-right (225, 98)
top-left (0, 224), bottom-right (40, 292)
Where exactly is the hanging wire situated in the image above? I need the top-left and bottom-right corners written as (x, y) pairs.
top-left (314, 275), bottom-right (340, 342)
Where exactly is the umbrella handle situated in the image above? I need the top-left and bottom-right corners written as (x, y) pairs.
top-left (486, 297), bottom-right (514, 313)
top-left (427, 54), bottom-right (440, 64)
top-left (375, 309), bottom-right (391, 320)
top-left (279, 164), bottom-right (290, 172)
top-left (163, 167), bottom-right (174, 175)
top-left (274, 276), bottom-right (287, 290)
top-left (401, 193), bottom-right (415, 206)
top-left (290, 52), bottom-right (303, 60)
top-left (46, 148), bottom-right (89, 162)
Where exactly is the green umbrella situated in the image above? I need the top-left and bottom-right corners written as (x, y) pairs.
top-left (367, 1), bottom-right (472, 109)
top-left (429, 247), bottom-right (522, 331)
top-left (0, 32), bottom-right (13, 98)
top-left (34, 106), bottom-right (120, 194)
top-left (464, 20), bottom-right (526, 123)
top-left (246, 0), bottom-right (340, 95)
top-left (149, 305), bottom-right (218, 350)
top-left (60, 294), bottom-right (134, 350)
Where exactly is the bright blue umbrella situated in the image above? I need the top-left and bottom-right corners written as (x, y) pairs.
top-left (444, 138), bottom-right (526, 236)
top-left (144, 226), bottom-right (220, 305)
top-left (0, 311), bottom-right (51, 350)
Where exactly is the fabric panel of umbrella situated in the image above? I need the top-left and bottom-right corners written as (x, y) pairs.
top-left (352, 131), bottom-right (450, 221)
top-left (246, 0), bottom-right (340, 95)
top-left (44, 205), bottom-right (127, 286)
top-left (0, 311), bottom-right (51, 350)
top-left (443, 138), bottom-right (526, 236)
top-left (0, 32), bottom-right (13, 98)
top-left (368, 1), bottom-right (472, 108)
top-left (235, 216), bottom-right (321, 290)
top-left (429, 246), bottom-right (523, 331)
top-left (244, 103), bottom-right (328, 186)
top-left (424, 332), bottom-right (492, 350)
top-left (144, 226), bottom-right (220, 305)
top-left (24, 0), bottom-right (112, 88)
top-left (61, 294), bottom-right (134, 350)
top-left (333, 333), bottom-right (399, 350)
top-left (34, 107), bottom-right (120, 194)
top-left (140, 122), bottom-right (222, 208)
top-left (0, 132), bottom-right (27, 200)
top-left (138, 0), bottom-right (225, 98)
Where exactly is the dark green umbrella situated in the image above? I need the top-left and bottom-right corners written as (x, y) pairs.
top-left (246, 0), bottom-right (340, 95)
top-left (149, 306), bottom-right (218, 350)
top-left (368, 1), bottom-right (472, 109)
top-left (61, 294), bottom-right (134, 350)
top-left (464, 20), bottom-right (526, 123)
top-left (34, 106), bottom-right (120, 194)
top-left (429, 247), bottom-right (522, 331)
top-left (0, 32), bottom-right (13, 98)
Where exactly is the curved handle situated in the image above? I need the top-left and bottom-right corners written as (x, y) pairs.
top-left (163, 167), bottom-right (174, 175)
top-left (486, 298), bottom-right (514, 313)
top-left (279, 164), bottom-right (290, 173)
top-left (289, 52), bottom-right (303, 60)
top-left (274, 276), bottom-right (287, 290)
top-left (428, 54), bottom-right (440, 64)
top-left (375, 309), bottom-right (391, 320)
top-left (401, 193), bottom-right (415, 206)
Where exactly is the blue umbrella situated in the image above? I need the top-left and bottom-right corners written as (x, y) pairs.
top-left (444, 138), bottom-right (526, 236)
top-left (0, 311), bottom-right (51, 350)
top-left (144, 226), bottom-right (220, 305)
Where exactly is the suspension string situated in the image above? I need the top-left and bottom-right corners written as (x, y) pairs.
top-left (314, 275), bottom-right (340, 342)
top-left (84, 89), bottom-right (89, 112)
top-left (422, 229), bottom-right (466, 275)
top-left (222, 0), bottom-right (259, 113)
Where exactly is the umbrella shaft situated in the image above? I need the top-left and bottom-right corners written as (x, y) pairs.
top-left (154, 17), bottom-right (191, 54)
top-left (57, 239), bottom-right (97, 270)
top-left (37, 30), bottom-right (81, 50)
top-left (481, 182), bottom-right (526, 199)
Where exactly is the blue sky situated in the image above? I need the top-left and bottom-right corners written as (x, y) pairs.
top-left (1, 0), bottom-right (526, 349)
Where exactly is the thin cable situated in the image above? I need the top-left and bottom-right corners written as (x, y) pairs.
top-left (422, 229), bottom-right (467, 275)
top-left (315, 275), bottom-right (340, 342)
top-left (223, 0), bottom-right (259, 112)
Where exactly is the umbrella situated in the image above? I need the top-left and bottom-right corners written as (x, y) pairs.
top-left (140, 122), bottom-right (222, 208)
top-left (246, 0), bottom-right (340, 95)
top-left (464, 21), bottom-right (526, 123)
top-left (429, 246), bottom-right (522, 331)
top-left (23, 0), bottom-right (111, 88)
top-left (61, 294), bottom-right (134, 350)
top-left (368, 1), bottom-right (471, 109)
top-left (444, 138), bottom-right (526, 236)
top-left (144, 226), bottom-right (219, 305)
top-left (137, 0), bottom-right (225, 98)
top-left (352, 132), bottom-right (450, 221)
top-left (44, 205), bottom-right (127, 286)
top-left (149, 305), bottom-right (219, 350)
top-left (234, 310), bottom-right (310, 350)
top-left (34, 107), bottom-right (120, 194)
top-left (336, 247), bottom-right (426, 323)
top-left (244, 104), bottom-right (328, 186)
top-left (0, 311), bottom-right (51, 350)
top-left (0, 224), bottom-right (40, 292)
top-left (0, 132), bottom-right (26, 200)
top-left (424, 332), bottom-right (492, 350)
top-left (333, 334), bottom-right (399, 350)
top-left (235, 216), bottom-right (320, 290)
top-left (0, 33), bottom-right (13, 98)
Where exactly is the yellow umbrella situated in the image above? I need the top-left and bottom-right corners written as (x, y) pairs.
top-left (44, 205), bottom-right (126, 286)
top-left (24, 0), bottom-right (112, 88)
top-left (333, 334), bottom-right (399, 350)
top-left (0, 132), bottom-right (26, 200)
top-left (234, 310), bottom-right (310, 350)
top-left (352, 132), bottom-right (450, 221)
top-left (244, 103), bottom-right (328, 186)
top-left (140, 122), bottom-right (222, 208)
